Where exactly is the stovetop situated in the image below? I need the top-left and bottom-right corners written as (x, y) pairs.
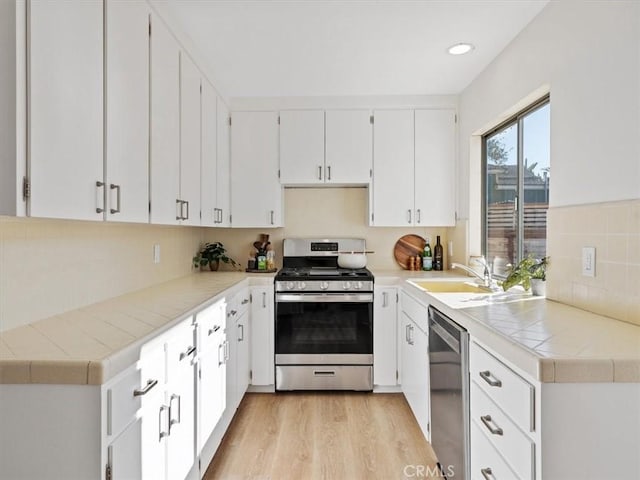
top-left (276, 267), bottom-right (373, 280)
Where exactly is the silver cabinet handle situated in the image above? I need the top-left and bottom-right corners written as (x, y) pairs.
top-left (133, 379), bottom-right (158, 397)
top-left (208, 325), bottom-right (220, 336)
top-left (109, 184), bottom-right (121, 214)
top-left (227, 309), bottom-right (237, 318)
top-left (224, 339), bottom-right (229, 362)
top-left (405, 324), bottom-right (410, 343)
top-left (407, 209), bottom-right (412, 224)
top-left (179, 345), bottom-right (196, 361)
top-left (480, 415), bottom-right (504, 436)
top-left (481, 467), bottom-right (494, 480)
top-left (408, 324), bottom-right (414, 345)
top-left (241, 298), bottom-right (249, 305)
top-left (270, 210), bottom-right (274, 225)
top-left (159, 405), bottom-right (169, 440)
top-left (479, 370), bottom-right (502, 387)
top-left (238, 323), bottom-right (244, 342)
top-left (176, 199), bottom-right (182, 220)
top-left (318, 165), bottom-right (323, 180)
top-left (327, 165), bottom-right (331, 181)
top-left (169, 394), bottom-right (181, 433)
top-left (262, 291), bottom-right (266, 308)
top-left (96, 181), bottom-right (105, 213)
top-left (313, 370), bottom-right (336, 376)
top-left (184, 200), bottom-right (189, 220)
top-left (382, 291), bottom-right (388, 308)
top-left (218, 208), bottom-right (223, 224)
top-left (416, 209), bottom-right (421, 224)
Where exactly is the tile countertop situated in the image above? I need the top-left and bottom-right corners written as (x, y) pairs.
top-left (0, 272), bottom-right (274, 386)
top-left (1, 268), bottom-right (638, 385)
top-left (385, 270), bottom-right (640, 384)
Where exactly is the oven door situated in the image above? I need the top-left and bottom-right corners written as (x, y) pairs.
top-left (275, 292), bottom-right (373, 365)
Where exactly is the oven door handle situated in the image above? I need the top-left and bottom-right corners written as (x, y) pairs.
top-left (276, 293), bottom-right (373, 303)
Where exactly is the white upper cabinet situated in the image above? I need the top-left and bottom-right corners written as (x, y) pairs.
top-left (325, 110), bottom-right (373, 185)
top-left (150, 14), bottom-right (181, 225)
top-left (28, 0), bottom-right (104, 221)
top-left (371, 108), bottom-right (456, 227)
top-left (230, 111), bottom-right (282, 227)
top-left (105, 0), bottom-right (150, 223)
top-left (279, 110), bottom-right (325, 185)
top-left (201, 80), bottom-right (218, 227)
top-left (216, 99), bottom-right (231, 226)
top-left (179, 53), bottom-right (202, 226)
top-left (371, 110), bottom-right (415, 226)
top-left (414, 109), bottom-right (456, 226)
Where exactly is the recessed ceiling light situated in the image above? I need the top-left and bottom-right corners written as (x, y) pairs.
top-left (448, 43), bottom-right (475, 55)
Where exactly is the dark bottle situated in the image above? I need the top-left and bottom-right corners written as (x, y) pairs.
top-left (433, 236), bottom-right (444, 271)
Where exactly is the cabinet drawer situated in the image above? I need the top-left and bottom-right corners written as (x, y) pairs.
top-left (471, 382), bottom-right (534, 480)
top-left (197, 300), bottom-right (226, 352)
top-left (228, 289), bottom-right (250, 320)
top-left (471, 420), bottom-right (521, 480)
top-left (470, 342), bottom-right (534, 432)
top-left (107, 367), bottom-right (141, 437)
top-left (400, 291), bottom-right (428, 333)
top-left (166, 318), bottom-right (196, 383)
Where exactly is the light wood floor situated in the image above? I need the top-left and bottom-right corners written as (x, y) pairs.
top-left (204, 392), bottom-right (441, 480)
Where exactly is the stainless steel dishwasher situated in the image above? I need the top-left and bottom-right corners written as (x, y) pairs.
top-left (428, 306), bottom-right (470, 480)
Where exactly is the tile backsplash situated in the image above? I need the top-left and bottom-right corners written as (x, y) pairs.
top-left (0, 217), bottom-right (203, 332)
top-left (546, 199), bottom-right (640, 326)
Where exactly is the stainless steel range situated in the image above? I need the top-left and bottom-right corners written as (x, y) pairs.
top-left (274, 238), bottom-right (374, 391)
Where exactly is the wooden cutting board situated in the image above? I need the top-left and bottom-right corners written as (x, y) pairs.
top-left (394, 234), bottom-right (426, 269)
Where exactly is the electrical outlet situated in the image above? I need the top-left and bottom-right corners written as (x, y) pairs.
top-left (153, 244), bottom-right (161, 264)
top-left (582, 247), bottom-right (595, 277)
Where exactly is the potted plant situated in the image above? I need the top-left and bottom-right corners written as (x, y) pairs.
top-left (501, 255), bottom-right (548, 295)
top-left (193, 242), bottom-right (239, 271)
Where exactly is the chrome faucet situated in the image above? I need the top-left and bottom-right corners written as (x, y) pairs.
top-left (451, 257), bottom-right (496, 289)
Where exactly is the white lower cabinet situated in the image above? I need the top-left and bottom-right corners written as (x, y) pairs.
top-left (250, 286), bottom-right (275, 386)
top-left (373, 286), bottom-right (398, 386)
top-left (196, 299), bottom-right (227, 453)
top-left (226, 289), bottom-right (251, 414)
top-left (399, 291), bottom-right (430, 441)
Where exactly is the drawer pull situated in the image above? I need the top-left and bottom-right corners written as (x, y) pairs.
top-left (313, 370), bottom-right (336, 376)
top-left (479, 370), bottom-right (502, 387)
top-left (133, 379), bottom-right (158, 397)
top-left (179, 346), bottom-right (196, 361)
top-left (208, 325), bottom-right (221, 336)
top-left (481, 467), bottom-right (494, 480)
top-left (241, 298), bottom-right (249, 305)
top-left (159, 405), bottom-right (169, 440)
top-left (480, 415), bottom-right (504, 436)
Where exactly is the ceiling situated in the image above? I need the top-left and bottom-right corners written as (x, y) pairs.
top-left (165, 0), bottom-right (549, 98)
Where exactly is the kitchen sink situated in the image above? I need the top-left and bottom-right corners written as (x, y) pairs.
top-left (407, 280), bottom-right (492, 294)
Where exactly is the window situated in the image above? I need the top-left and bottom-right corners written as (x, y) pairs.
top-left (483, 98), bottom-right (550, 276)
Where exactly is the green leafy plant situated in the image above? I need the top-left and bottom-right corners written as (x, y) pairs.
top-left (502, 255), bottom-right (548, 291)
top-left (193, 242), bottom-right (239, 271)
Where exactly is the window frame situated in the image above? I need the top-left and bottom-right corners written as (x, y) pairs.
top-left (481, 95), bottom-right (550, 277)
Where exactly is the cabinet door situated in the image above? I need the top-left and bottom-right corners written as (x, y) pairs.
top-left (201, 80), bottom-right (218, 227)
top-left (216, 99), bottom-right (231, 226)
top-left (139, 344), bottom-right (166, 480)
top-left (179, 53), bottom-right (201, 226)
top-left (225, 310), bottom-right (239, 414)
top-left (401, 314), bottom-right (430, 441)
top-left (325, 110), bottom-right (372, 185)
top-left (373, 287), bottom-right (398, 386)
top-left (371, 110), bottom-right (415, 226)
top-left (105, 0), bottom-right (150, 223)
top-left (28, 0), bottom-right (103, 221)
top-left (150, 14), bottom-right (180, 225)
top-left (279, 110), bottom-right (325, 185)
top-left (165, 321), bottom-right (196, 480)
top-left (250, 286), bottom-right (274, 386)
top-left (235, 310), bottom-right (250, 403)
top-left (197, 300), bottom-right (226, 450)
top-left (108, 418), bottom-right (142, 480)
top-left (414, 109), bottom-right (456, 226)
top-left (230, 111), bottom-right (281, 227)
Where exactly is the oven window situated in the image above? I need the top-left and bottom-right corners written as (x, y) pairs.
top-left (276, 301), bottom-right (373, 355)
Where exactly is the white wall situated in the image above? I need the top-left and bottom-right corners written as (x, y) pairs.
top-left (458, 0), bottom-right (640, 218)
